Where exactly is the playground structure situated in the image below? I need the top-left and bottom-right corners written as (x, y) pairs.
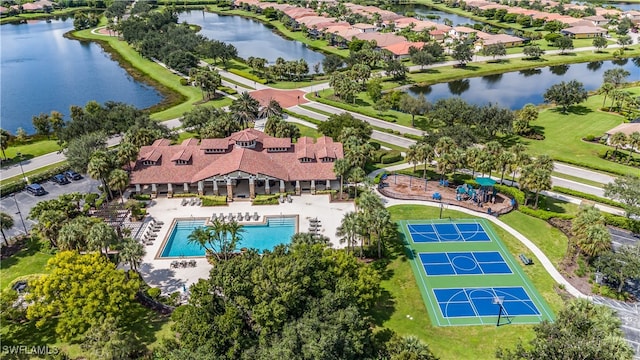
top-left (378, 174), bottom-right (514, 216)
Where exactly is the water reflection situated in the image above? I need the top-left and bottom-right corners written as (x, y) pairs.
top-left (391, 4), bottom-right (483, 26)
top-left (179, 11), bottom-right (325, 67)
top-left (407, 60), bottom-right (640, 109)
top-left (1, 19), bottom-right (162, 133)
top-left (587, 61), bottom-right (603, 71)
top-left (612, 58), bottom-right (628, 66)
top-left (549, 64), bottom-right (570, 76)
top-left (448, 79), bottom-right (471, 95)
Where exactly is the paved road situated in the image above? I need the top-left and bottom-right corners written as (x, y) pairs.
top-left (554, 162), bottom-right (615, 185)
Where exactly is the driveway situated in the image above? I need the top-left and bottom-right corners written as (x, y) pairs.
top-left (0, 176), bottom-right (101, 239)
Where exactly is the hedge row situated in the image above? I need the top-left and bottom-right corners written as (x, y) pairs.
top-left (282, 109), bottom-right (323, 126)
top-left (218, 86), bottom-right (237, 95)
top-left (551, 186), bottom-right (624, 209)
top-left (381, 150), bottom-right (403, 164)
top-left (403, 133), bottom-right (423, 141)
top-left (0, 164), bottom-right (71, 198)
top-left (200, 195), bottom-right (227, 206)
top-left (252, 194), bottom-right (280, 205)
top-left (172, 193), bottom-right (199, 198)
top-left (227, 69), bottom-right (267, 84)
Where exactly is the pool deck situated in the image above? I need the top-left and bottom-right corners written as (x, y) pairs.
top-left (138, 195), bottom-right (355, 294)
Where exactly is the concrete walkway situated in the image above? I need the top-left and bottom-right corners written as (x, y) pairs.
top-left (378, 194), bottom-right (589, 299)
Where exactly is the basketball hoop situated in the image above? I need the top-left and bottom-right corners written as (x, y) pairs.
top-left (493, 296), bottom-right (505, 326)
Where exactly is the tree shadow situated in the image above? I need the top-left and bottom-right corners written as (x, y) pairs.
top-left (530, 125), bottom-right (546, 137)
top-left (370, 288), bottom-right (396, 324)
top-left (498, 134), bottom-right (521, 147)
top-left (567, 105), bottom-right (592, 115)
top-left (0, 237), bottom-right (42, 271)
top-left (559, 52), bottom-right (577, 57)
top-left (1, 317), bottom-right (60, 349)
top-left (537, 195), bottom-right (570, 213)
top-left (127, 304), bottom-right (171, 346)
top-left (415, 68), bottom-right (440, 74)
top-left (523, 57), bottom-right (548, 63)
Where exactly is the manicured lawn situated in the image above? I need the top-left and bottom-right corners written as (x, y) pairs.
top-left (378, 205), bottom-right (565, 359)
top-left (523, 89), bottom-right (639, 176)
top-left (0, 7), bottom-right (91, 24)
top-left (2, 139), bottom-right (62, 164)
top-left (295, 124), bottom-right (321, 138)
top-left (0, 238), bottom-right (53, 291)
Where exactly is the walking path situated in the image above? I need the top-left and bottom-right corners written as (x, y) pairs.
top-left (378, 194), bottom-right (589, 299)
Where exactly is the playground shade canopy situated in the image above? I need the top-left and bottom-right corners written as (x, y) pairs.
top-left (475, 177), bottom-right (496, 187)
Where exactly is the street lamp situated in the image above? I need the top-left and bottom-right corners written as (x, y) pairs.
top-left (12, 193), bottom-right (28, 235)
top-left (16, 152), bottom-right (26, 182)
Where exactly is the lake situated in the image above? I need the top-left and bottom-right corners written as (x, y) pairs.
top-left (407, 59), bottom-right (640, 110)
top-left (179, 11), bottom-right (326, 67)
top-left (0, 19), bottom-right (162, 134)
top-left (391, 4), bottom-right (484, 26)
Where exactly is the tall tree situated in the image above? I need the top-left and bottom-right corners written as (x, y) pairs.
top-left (0, 212), bottom-right (14, 246)
top-left (87, 150), bottom-right (115, 199)
top-left (118, 237), bottom-right (145, 273)
top-left (87, 222), bottom-right (119, 256)
top-left (608, 132), bottom-right (627, 159)
top-left (333, 158), bottom-right (351, 201)
top-left (229, 92), bottom-right (259, 128)
top-left (604, 175), bottom-right (640, 218)
top-left (452, 41), bottom-right (474, 66)
top-left (572, 206), bottom-right (610, 258)
top-left (543, 80), bottom-right (588, 113)
top-left (416, 142), bottom-right (434, 179)
top-left (399, 94), bottom-right (430, 128)
top-left (497, 299), bottom-right (634, 360)
top-left (108, 169), bottom-right (130, 204)
top-left (0, 129), bottom-right (10, 160)
top-left (26, 252), bottom-right (140, 341)
top-left (592, 36), bottom-right (608, 52)
top-left (603, 68), bottom-right (631, 88)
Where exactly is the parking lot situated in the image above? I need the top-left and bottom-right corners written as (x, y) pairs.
top-left (0, 176), bottom-right (101, 238)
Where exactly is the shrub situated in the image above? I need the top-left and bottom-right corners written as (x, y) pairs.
top-left (369, 141), bottom-right (381, 150)
top-left (495, 184), bottom-right (525, 205)
top-left (133, 194), bottom-right (151, 201)
top-left (0, 164), bottom-right (73, 197)
top-left (403, 133), bottom-right (423, 141)
top-left (603, 213), bottom-right (640, 233)
top-left (228, 69), bottom-right (267, 84)
top-left (147, 287), bottom-right (161, 299)
top-left (172, 193), bottom-right (199, 198)
top-left (200, 195), bottom-right (227, 206)
top-left (315, 189), bottom-right (336, 194)
top-left (218, 86), bottom-right (237, 95)
top-left (179, 78), bottom-right (189, 86)
top-left (551, 186), bottom-right (624, 209)
top-left (252, 194), bottom-right (280, 205)
top-left (0, 180), bottom-right (27, 198)
top-left (584, 134), bottom-right (595, 141)
top-left (381, 150), bottom-right (403, 164)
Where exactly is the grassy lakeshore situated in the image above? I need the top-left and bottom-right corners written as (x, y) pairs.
top-left (0, 7), bottom-right (91, 24)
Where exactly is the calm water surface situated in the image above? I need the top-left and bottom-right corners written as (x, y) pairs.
top-left (179, 11), bottom-right (326, 67)
top-left (408, 60), bottom-right (640, 109)
top-left (1, 19), bottom-right (162, 134)
top-left (394, 4), bottom-right (484, 26)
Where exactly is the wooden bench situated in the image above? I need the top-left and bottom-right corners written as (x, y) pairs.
top-left (519, 254), bottom-right (533, 265)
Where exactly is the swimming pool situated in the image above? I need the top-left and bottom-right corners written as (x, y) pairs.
top-left (159, 217), bottom-right (297, 258)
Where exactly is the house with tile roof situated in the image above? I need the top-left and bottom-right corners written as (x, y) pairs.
top-left (561, 25), bottom-right (607, 38)
top-left (130, 129), bottom-right (344, 199)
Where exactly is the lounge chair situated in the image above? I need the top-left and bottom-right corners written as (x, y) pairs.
top-left (211, 213), bottom-right (217, 221)
top-left (219, 213), bottom-right (225, 221)
top-left (279, 194), bottom-right (284, 203)
top-left (170, 260), bottom-right (179, 268)
top-left (237, 212), bottom-right (243, 221)
top-left (287, 194), bottom-right (292, 203)
top-left (179, 260), bottom-right (188, 268)
top-left (196, 198), bottom-right (202, 206)
top-left (253, 212), bottom-right (259, 221)
top-left (228, 212), bottom-right (234, 221)
top-left (188, 259), bottom-right (197, 267)
top-left (190, 198), bottom-right (197, 206)
top-left (181, 199), bottom-right (188, 206)
top-left (310, 218), bottom-right (320, 223)
top-left (245, 212), bottom-right (251, 220)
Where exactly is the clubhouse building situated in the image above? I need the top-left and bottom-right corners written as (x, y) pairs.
top-left (129, 129), bottom-right (344, 199)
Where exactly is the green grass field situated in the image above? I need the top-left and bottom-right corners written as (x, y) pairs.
top-left (524, 88), bottom-right (639, 176)
top-left (399, 219), bottom-right (554, 327)
top-left (2, 139), bottom-right (61, 164)
top-left (379, 205), bottom-right (566, 359)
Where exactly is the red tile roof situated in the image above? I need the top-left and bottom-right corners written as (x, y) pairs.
top-left (130, 131), bottom-right (344, 184)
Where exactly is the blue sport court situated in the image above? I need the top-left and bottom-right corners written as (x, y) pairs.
top-left (419, 251), bottom-right (512, 276)
top-left (433, 287), bottom-right (542, 319)
top-left (407, 222), bottom-right (491, 243)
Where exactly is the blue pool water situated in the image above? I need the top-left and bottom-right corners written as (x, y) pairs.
top-left (160, 217), bottom-right (296, 257)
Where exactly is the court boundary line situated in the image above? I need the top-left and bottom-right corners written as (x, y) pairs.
top-left (418, 251), bottom-right (513, 276)
top-left (433, 286), bottom-right (543, 320)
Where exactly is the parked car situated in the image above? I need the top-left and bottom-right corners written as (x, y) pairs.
top-left (26, 183), bottom-right (46, 196)
top-left (64, 170), bottom-right (82, 180)
top-left (52, 174), bottom-right (70, 185)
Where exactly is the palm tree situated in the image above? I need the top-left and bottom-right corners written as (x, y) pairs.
top-left (416, 142), bottom-right (434, 179)
top-left (609, 132), bottom-right (627, 159)
top-left (578, 224), bottom-right (611, 258)
top-left (497, 151), bottom-right (514, 184)
top-left (406, 144), bottom-right (420, 173)
top-left (35, 210), bottom-right (67, 248)
top-left (598, 82), bottom-right (614, 109)
top-left (0, 212), bottom-right (14, 246)
top-left (347, 167), bottom-right (367, 201)
top-left (187, 226), bottom-right (214, 255)
top-left (572, 206), bottom-right (609, 258)
top-left (58, 218), bottom-right (93, 251)
top-left (87, 222), bottom-right (118, 256)
top-left (336, 211), bottom-right (359, 255)
top-left (117, 141), bottom-right (139, 172)
top-left (230, 92), bottom-right (259, 128)
top-left (519, 165), bottom-right (551, 209)
top-left (0, 129), bottom-right (10, 161)
top-left (87, 150), bottom-right (114, 199)
top-left (224, 220), bottom-right (244, 260)
top-left (108, 169), bottom-right (130, 205)
top-left (346, 142), bottom-right (374, 170)
top-left (371, 207), bottom-right (390, 258)
top-left (434, 137), bottom-right (455, 180)
top-left (118, 237), bottom-right (145, 273)
top-left (258, 98), bottom-right (283, 119)
top-left (627, 131), bottom-right (640, 163)
top-left (484, 141), bottom-right (503, 177)
top-left (333, 158), bottom-right (351, 200)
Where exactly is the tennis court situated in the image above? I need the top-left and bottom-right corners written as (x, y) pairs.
top-left (401, 219), bottom-right (554, 326)
top-left (407, 222), bottom-right (491, 243)
top-left (419, 251), bottom-right (512, 276)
